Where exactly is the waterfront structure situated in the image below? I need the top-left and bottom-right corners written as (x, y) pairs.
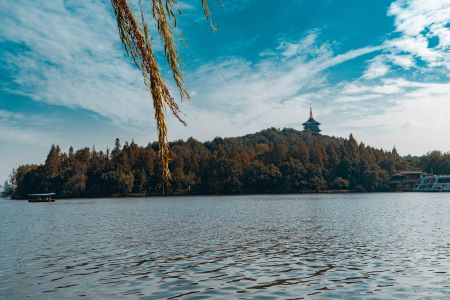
top-left (389, 171), bottom-right (428, 192)
top-left (302, 107), bottom-right (321, 135)
top-left (414, 175), bottom-right (450, 192)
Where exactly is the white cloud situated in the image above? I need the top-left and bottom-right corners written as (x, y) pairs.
top-left (0, 125), bottom-right (58, 145)
top-left (386, 0), bottom-right (450, 70)
top-left (350, 81), bottom-right (450, 154)
top-left (386, 54), bottom-right (415, 69)
top-left (0, 0), bottom-right (154, 127)
top-left (355, 0), bottom-right (450, 82)
top-left (0, 110), bottom-right (60, 145)
top-left (180, 33), bottom-right (382, 132)
top-left (155, 36), bottom-right (385, 143)
top-left (0, 110), bottom-right (26, 121)
top-left (0, 0), bottom-right (449, 176)
top-left (276, 31), bottom-right (326, 59)
top-left (363, 58), bottom-right (390, 80)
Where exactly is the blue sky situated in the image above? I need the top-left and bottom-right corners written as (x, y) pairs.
top-left (0, 0), bottom-right (449, 182)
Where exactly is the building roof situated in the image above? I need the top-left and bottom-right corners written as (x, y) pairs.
top-left (302, 118), bottom-right (321, 126)
top-left (302, 107), bottom-right (321, 125)
top-left (302, 106), bottom-right (321, 129)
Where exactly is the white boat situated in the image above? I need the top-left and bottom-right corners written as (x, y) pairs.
top-left (413, 175), bottom-right (450, 192)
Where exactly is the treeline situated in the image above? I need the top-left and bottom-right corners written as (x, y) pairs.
top-left (406, 151), bottom-right (450, 175)
top-left (8, 128), bottom-right (413, 199)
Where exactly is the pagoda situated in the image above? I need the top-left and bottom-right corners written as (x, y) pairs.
top-left (302, 106), bottom-right (321, 135)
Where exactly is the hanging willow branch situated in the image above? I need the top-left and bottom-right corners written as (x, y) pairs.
top-left (110, 0), bottom-right (215, 188)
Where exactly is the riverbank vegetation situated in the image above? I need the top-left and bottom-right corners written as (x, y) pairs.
top-left (8, 128), bottom-right (427, 199)
top-left (411, 151), bottom-right (450, 175)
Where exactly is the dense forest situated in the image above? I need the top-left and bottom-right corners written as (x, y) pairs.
top-left (409, 151), bottom-right (450, 175)
top-left (6, 128), bottom-right (448, 199)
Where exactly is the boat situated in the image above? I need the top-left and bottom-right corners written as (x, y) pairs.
top-left (413, 175), bottom-right (450, 192)
top-left (28, 193), bottom-right (56, 203)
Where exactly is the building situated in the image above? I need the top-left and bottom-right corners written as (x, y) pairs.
top-left (389, 171), bottom-right (429, 192)
top-left (302, 107), bottom-right (321, 135)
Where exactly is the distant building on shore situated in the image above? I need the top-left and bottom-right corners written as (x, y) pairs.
top-left (302, 106), bottom-right (321, 135)
top-left (389, 171), bottom-right (429, 192)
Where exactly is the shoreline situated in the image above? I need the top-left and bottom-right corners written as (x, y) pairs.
top-left (5, 190), bottom-right (420, 201)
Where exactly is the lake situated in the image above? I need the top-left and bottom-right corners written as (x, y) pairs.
top-left (1, 193), bottom-right (450, 299)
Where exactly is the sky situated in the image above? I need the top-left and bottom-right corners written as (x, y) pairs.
top-left (0, 0), bottom-right (449, 182)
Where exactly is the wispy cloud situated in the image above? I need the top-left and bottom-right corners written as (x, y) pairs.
top-left (0, 0), bottom-right (153, 127)
top-left (165, 33), bottom-right (386, 141)
top-left (215, 0), bottom-right (256, 13)
top-left (363, 57), bottom-right (390, 80)
top-left (186, 33), bottom-right (382, 111)
top-left (367, 0), bottom-right (450, 78)
top-left (0, 109), bottom-right (60, 145)
top-left (0, 0), bottom-right (448, 156)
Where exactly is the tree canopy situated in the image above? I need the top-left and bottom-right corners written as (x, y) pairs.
top-left (8, 128), bottom-right (420, 199)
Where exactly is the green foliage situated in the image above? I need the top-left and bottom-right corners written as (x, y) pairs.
top-left (418, 151), bottom-right (450, 174)
top-left (10, 129), bottom-right (412, 198)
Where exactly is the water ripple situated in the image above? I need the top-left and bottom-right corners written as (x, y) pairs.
top-left (2, 194), bottom-right (450, 299)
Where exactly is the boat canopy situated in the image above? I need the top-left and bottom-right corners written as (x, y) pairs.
top-left (28, 193), bottom-right (56, 197)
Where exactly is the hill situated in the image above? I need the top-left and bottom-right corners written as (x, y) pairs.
top-left (8, 128), bottom-right (414, 198)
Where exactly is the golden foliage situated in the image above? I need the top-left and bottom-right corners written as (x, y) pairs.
top-left (110, 0), bottom-right (214, 188)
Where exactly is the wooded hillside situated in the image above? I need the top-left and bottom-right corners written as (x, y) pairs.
top-left (9, 128), bottom-right (415, 198)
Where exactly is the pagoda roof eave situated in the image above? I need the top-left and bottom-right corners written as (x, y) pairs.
top-left (302, 118), bottom-right (321, 126)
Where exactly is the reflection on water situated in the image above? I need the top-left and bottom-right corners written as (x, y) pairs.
top-left (1, 194), bottom-right (450, 299)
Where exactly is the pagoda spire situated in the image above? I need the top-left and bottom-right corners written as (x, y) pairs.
top-left (302, 105), bottom-right (321, 135)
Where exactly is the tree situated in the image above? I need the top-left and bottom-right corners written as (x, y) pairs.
top-left (9, 165), bottom-right (39, 199)
top-left (111, 0), bottom-right (216, 186)
top-left (10, 129), bottom-right (416, 198)
top-left (45, 145), bottom-right (62, 176)
top-left (243, 161), bottom-right (282, 193)
top-left (279, 158), bottom-right (307, 192)
top-left (419, 151), bottom-right (450, 174)
top-left (201, 158), bottom-right (243, 194)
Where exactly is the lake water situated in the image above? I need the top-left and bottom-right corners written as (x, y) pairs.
top-left (1, 193), bottom-right (450, 299)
